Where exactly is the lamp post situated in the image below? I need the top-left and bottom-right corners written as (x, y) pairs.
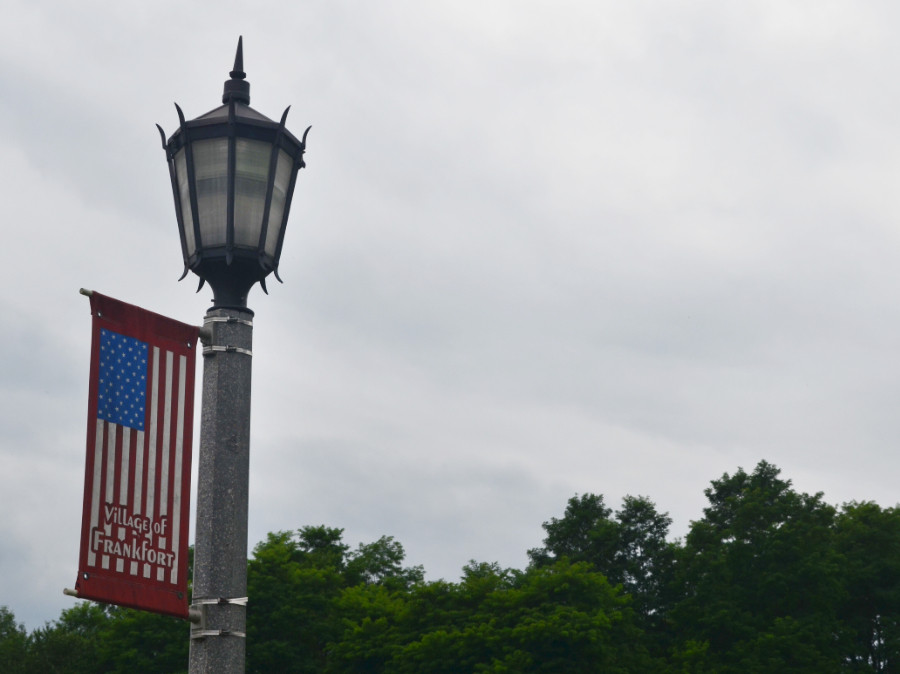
top-left (157, 37), bottom-right (309, 673)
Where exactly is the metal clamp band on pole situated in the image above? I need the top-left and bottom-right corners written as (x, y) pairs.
top-left (192, 597), bottom-right (248, 606)
top-left (203, 316), bottom-right (254, 327)
top-left (202, 345), bottom-right (253, 357)
top-left (190, 629), bottom-right (247, 640)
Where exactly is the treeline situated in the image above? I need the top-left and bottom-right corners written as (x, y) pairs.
top-left (4, 460), bottom-right (900, 672)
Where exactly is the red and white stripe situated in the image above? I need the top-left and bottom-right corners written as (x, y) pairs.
top-left (85, 345), bottom-right (189, 586)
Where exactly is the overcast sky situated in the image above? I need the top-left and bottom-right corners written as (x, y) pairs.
top-left (3, 1), bottom-right (900, 629)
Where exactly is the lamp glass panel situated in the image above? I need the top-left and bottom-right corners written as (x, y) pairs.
top-left (264, 149), bottom-right (293, 257)
top-left (173, 149), bottom-right (196, 257)
top-left (192, 138), bottom-right (229, 247)
top-left (234, 138), bottom-right (272, 248)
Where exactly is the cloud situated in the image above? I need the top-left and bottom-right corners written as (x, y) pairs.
top-left (4, 0), bottom-right (900, 629)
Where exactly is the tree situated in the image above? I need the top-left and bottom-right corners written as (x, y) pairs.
top-left (330, 560), bottom-right (658, 673)
top-left (670, 461), bottom-right (844, 672)
top-left (98, 606), bottom-right (188, 674)
top-left (345, 536), bottom-right (424, 591)
top-left (22, 601), bottom-right (188, 674)
top-left (295, 525), bottom-right (351, 570)
top-left (0, 607), bottom-right (28, 674)
top-left (835, 501), bottom-right (900, 672)
top-left (455, 560), bottom-right (657, 673)
top-left (612, 496), bottom-right (674, 619)
top-left (527, 493), bottom-right (617, 570)
top-left (527, 492), bottom-right (674, 649)
top-left (247, 526), bottom-right (425, 673)
top-left (27, 602), bottom-right (114, 674)
top-left (247, 528), bottom-right (348, 674)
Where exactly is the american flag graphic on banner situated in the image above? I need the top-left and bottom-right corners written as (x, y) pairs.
top-left (74, 292), bottom-right (198, 618)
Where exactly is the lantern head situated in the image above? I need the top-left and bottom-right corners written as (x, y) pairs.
top-left (158, 37), bottom-right (310, 308)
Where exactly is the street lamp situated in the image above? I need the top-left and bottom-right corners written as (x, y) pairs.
top-left (159, 36), bottom-right (310, 309)
top-left (157, 37), bottom-right (310, 673)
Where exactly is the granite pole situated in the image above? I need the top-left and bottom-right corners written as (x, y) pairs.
top-left (189, 306), bottom-right (254, 673)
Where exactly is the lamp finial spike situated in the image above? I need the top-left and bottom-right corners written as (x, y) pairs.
top-left (223, 36), bottom-right (250, 104)
top-left (231, 36), bottom-right (245, 79)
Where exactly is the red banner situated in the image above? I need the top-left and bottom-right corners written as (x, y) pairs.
top-left (74, 293), bottom-right (198, 618)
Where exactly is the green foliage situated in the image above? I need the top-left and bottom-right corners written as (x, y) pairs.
top-left (28, 603), bottom-right (113, 674)
top-left (835, 501), bottom-right (900, 672)
top-left (670, 461), bottom-right (844, 672)
top-left (246, 526), bottom-right (425, 674)
top-left (0, 607), bottom-right (28, 674)
top-left (345, 536), bottom-right (425, 590)
top-left (528, 493), bottom-right (673, 600)
top-left (12, 459), bottom-right (900, 672)
top-left (10, 602), bottom-right (186, 674)
top-left (98, 606), bottom-right (188, 673)
top-left (246, 528), bottom-right (347, 674)
top-left (528, 490), bottom-right (675, 659)
top-left (527, 493), bottom-right (616, 569)
top-left (331, 560), bottom-right (658, 673)
top-left (614, 495), bottom-right (675, 612)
